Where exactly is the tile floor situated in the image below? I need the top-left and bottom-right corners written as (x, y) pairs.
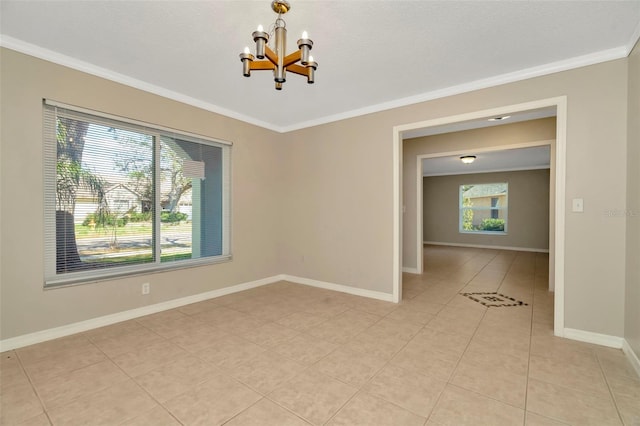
top-left (1, 245), bottom-right (639, 425)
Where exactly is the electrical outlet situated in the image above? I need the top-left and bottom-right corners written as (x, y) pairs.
top-left (142, 282), bottom-right (150, 295)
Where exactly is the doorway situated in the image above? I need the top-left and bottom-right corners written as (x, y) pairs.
top-left (392, 97), bottom-right (567, 337)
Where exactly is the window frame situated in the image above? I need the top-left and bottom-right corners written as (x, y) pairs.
top-left (43, 100), bottom-right (232, 288)
top-left (459, 182), bottom-right (508, 235)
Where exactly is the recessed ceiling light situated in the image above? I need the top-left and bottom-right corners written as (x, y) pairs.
top-left (488, 115), bottom-right (511, 121)
top-left (460, 155), bottom-right (476, 164)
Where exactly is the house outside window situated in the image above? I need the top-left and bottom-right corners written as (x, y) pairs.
top-left (460, 183), bottom-right (508, 233)
top-left (43, 101), bottom-right (231, 287)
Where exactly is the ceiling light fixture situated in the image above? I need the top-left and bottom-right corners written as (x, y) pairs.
top-left (239, 0), bottom-right (317, 90)
top-left (488, 115), bottom-right (511, 121)
top-left (460, 155), bottom-right (476, 164)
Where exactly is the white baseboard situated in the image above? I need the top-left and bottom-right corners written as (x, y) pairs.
top-left (281, 274), bottom-right (394, 302)
top-left (0, 275), bottom-right (282, 352)
top-left (423, 241), bottom-right (549, 253)
top-left (0, 274), bottom-right (395, 352)
top-left (563, 327), bottom-right (624, 349)
top-left (402, 267), bottom-right (420, 274)
top-left (622, 339), bottom-right (640, 379)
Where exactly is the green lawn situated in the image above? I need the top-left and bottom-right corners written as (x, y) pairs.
top-left (75, 221), bottom-right (191, 239)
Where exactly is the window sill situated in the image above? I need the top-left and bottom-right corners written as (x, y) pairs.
top-left (44, 255), bottom-right (232, 289)
top-left (459, 231), bottom-right (508, 236)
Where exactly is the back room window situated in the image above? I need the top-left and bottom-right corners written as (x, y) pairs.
top-left (459, 183), bottom-right (508, 234)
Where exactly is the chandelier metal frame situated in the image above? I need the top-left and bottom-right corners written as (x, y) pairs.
top-left (239, 0), bottom-right (317, 90)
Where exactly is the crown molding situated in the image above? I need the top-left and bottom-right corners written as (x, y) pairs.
top-left (0, 35), bottom-right (631, 134)
top-left (0, 36), bottom-right (281, 133)
top-left (279, 46), bottom-right (629, 133)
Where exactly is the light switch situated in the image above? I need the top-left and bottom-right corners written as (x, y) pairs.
top-left (572, 198), bottom-right (584, 212)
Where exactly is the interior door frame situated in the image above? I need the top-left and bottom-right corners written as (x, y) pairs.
top-left (392, 96), bottom-right (567, 337)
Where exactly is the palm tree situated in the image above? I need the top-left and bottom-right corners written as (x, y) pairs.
top-left (55, 118), bottom-right (108, 272)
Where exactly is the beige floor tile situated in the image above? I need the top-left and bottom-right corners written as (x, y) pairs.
top-left (240, 323), bottom-right (300, 349)
top-left (525, 412), bottom-right (570, 425)
top-left (312, 346), bottom-right (387, 388)
top-left (327, 392), bottom-right (425, 426)
top-left (90, 325), bottom-right (165, 358)
top-left (529, 334), bottom-right (597, 361)
top-left (273, 334), bottom-right (338, 365)
top-left (526, 378), bottom-right (621, 425)
top-left (429, 384), bottom-right (525, 426)
top-left (606, 373), bottom-right (640, 399)
top-left (345, 329), bottom-right (408, 361)
top-left (111, 340), bottom-right (188, 377)
top-left (451, 360), bottom-right (527, 408)
top-left (120, 406), bottom-right (181, 425)
top-left (461, 339), bottom-right (529, 376)
top-left (386, 303), bottom-right (437, 325)
top-left (614, 393), bottom-right (640, 426)
top-left (364, 316), bottom-right (424, 340)
top-left (529, 353), bottom-right (610, 396)
top-left (47, 380), bottom-right (158, 425)
top-left (349, 298), bottom-right (398, 316)
top-left (302, 300), bottom-right (351, 318)
top-left (169, 321), bottom-right (230, 353)
top-left (391, 343), bottom-right (460, 381)
top-left (136, 308), bottom-right (188, 327)
top-left (164, 374), bottom-right (262, 425)
top-left (15, 334), bottom-right (93, 365)
top-left (34, 359), bottom-right (128, 409)
top-left (246, 302), bottom-right (301, 322)
top-left (225, 398), bottom-right (311, 426)
top-left (268, 369), bottom-right (358, 425)
top-left (598, 350), bottom-right (640, 380)
top-left (15, 413), bottom-right (52, 426)
top-left (195, 335), bottom-right (266, 371)
top-left (410, 327), bottom-right (471, 356)
top-left (19, 342), bottom-right (107, 384)
top-left (306, 318), bottom-right (363, 345)
top-left (4, 247), bottom-right (633, 426)
top-left (275, 311), bottom-right (330, 332)
top-left (137, 312), bottom-right (205, 339)
top-left (134, 355), bottom-right (221, 402)
top-left (363, 364), bottom-right (446, 418)
top-left (1, 351), bottom-right (29, 390)
top-left (0, 381), bottom-right (44, 425)
top-left (425, 314), bottom-right (481, 338)
top-left (230, 350), bottom-right (306, 394)
top-left (472, 327), bottom-right (531, 356)
top-left (177, 299), bottom-right (220, 316)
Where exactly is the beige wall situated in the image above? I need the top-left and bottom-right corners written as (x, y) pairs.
top-left (405, 118), bottom-right (556, 266)
top-left (423, 170), bottom-right (550, 250)
top-left (0, 47), bottom-right (632, 341)
top-left (626, 41), bottom-right (640, 359)
top-left (282, 60), bottom-right (628, 337)
top-left (0, 48), bottom-right (284, 340)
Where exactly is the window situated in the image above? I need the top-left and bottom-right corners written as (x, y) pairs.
top-left (44, 101), bottom-right (231, 287)
top-left (460, 183), bottom-right (508, 234)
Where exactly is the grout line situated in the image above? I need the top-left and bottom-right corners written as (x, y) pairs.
top-left (596, 352), bottom-right (627, 426)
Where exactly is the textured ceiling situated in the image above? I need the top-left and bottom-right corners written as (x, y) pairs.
top-left (1, 1), bottom-right (639, 132)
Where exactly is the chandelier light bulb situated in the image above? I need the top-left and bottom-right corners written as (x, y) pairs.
top-left (240, 0), bottom-right (317, 89)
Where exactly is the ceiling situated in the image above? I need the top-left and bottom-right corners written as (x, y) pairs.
top-left (1, 1), bottom-right (639, 132)
top-left (422, 145), bottom-right (550, 177)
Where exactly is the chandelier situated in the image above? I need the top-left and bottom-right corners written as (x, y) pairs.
top-left (239, 0), bottom-right (317, 90)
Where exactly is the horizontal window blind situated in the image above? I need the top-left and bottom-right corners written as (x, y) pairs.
top-left (43, 100), bottom-right (231, 287)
